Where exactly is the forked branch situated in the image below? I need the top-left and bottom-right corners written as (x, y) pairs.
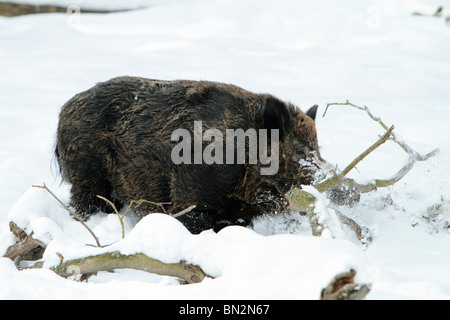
top-left (323, 100), bottom-right (439, 162)
top-left (287, 101), bottom-right (439, 237)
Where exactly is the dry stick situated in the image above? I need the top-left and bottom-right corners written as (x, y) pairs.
top-left (32, 184), bottom-right (102, 247)
top-left (4, 222), bottom-right (47, 266)
top-left (171, 205), bottom-right (197, 218)
top-left (96, 195), bottom-right (125, 239)
top-left (11, 230), bottom-right (367, 297)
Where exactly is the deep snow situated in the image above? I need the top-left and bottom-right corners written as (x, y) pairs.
top-left (1, 0), bottom-right (450, 299)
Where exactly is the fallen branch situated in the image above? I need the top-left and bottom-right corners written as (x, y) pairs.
top-left (287, 101), bottom-right (439, 238)
top-left (4, 221), bottom-right (209, 284)
top-left (4, 222), bottom-right (46, 266)
top-left (4, 225), bottom-right (369, 299)
top-left (0, 2), bottom-right (133, 17)
top-left (5, 187), bottom-right (209, 284)
top-left (286, 127), bottom-right (394, 237)
top-left (31, 251), bottom-right (208, 284)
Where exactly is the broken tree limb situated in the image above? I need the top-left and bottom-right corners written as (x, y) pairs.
top-left (320, 269), bottom-right (371, 300)
top-left (286, 126), bottom-right (394, 237)
top-left (4, 223), bottom-right (369, 299)
top-left (4, 222), bottom-right (209, 284)
top-left (30, 251), bottom-right (208, 284)
top-left (0, 2), bottom-right (134, 17)
top-left (4, 226), bottom-right (369, 299)
top-left (4, 222), bottom-right (46, 266)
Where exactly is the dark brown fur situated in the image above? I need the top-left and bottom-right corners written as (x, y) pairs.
top-left (55, 76), bottom-right (320, 233)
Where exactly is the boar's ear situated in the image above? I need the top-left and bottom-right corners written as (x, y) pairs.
top-left (306, 105), bottom-right (318, 121)
top-left (263, 97), bottom-right (292, 138)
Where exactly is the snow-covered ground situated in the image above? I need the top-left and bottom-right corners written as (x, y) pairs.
top-left (1, 0), bottom-right (450, 299)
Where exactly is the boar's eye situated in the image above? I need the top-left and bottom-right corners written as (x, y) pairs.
top-left (294, 146), bottom-right (309, 160)
top-left (295, 148), bottom-right (305, 157)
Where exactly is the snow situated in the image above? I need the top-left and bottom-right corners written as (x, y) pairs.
top-left (1, 0), bottom-right (450, 299)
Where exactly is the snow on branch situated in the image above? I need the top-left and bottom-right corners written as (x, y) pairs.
top-left (4, 221), bottom-right (208, 284)
top-left (3, 223), bottom-right (370, 298)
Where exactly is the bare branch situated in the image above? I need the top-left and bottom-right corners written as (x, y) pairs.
top-left (320, 101), bottom-right (439, 193)
top-left (127, 199), bottom-right (169, 214)
top-left (171, 205), bottom-right (197, 218)
top-left (323, 100), bottom-right (439, 161)
top-left (96, 195), bottom-right (125, 239)
top-left (32, 184), bottom-right (102, 247)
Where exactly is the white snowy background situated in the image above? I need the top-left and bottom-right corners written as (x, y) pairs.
top-left (1, 0), bottom-right (450, 299)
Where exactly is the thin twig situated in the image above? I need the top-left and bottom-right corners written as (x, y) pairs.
top-left (32, 184), bottom-right (101, 247)
top-left (97, 196), bottom-right (174, 239)
top-left (171, 205), bottom-right (197, 218)
top-left (124, 199), bottom-right (169, 217)
top-left (96, 195), bottom-right (125, 239)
